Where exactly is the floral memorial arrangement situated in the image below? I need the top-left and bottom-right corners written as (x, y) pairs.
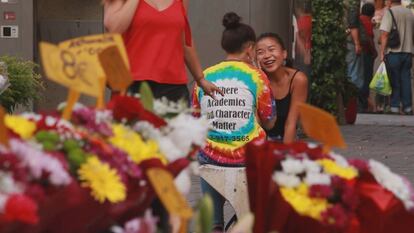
top-left (0, 95), bottom-right (208, 233)
top-left (245, 104), bottom-right (414, 233)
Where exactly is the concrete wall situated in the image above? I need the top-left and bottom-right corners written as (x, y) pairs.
top-left (189, 0), bottom-right (292, 68)
top-left (34, 0), bottom-right (292, 110)
top-left (0, 0), bottom-right (34, 60)
top-left (36, 0), bottom-right (102, 20)
top-left (34, 0), bottom-right (104, 110)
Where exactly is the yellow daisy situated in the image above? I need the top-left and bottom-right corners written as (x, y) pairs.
top-left (109, 124), bottom-right (166, 164)
top-left (78, 156), bottom-right (126, 203)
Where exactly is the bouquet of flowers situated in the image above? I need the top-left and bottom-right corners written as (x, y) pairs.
top-left (245, 140), bottom-right (414, 233)
top-left (0, 95), bottom-right (208, 233)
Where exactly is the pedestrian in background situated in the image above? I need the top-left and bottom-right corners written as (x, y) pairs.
top-left (346, 0), bottom-right (365, 91)
top-left (359, 2), bottom-right (377, 113)
top-left (380, 0), bottom-right (414, 115)
top-left (103, 0), bottom-right (222, 102)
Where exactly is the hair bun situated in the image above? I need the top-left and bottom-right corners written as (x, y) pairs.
top-left (223, 12), bottom-right (241, 29)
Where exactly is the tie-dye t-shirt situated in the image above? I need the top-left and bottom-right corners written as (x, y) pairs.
top-left (192, 61), bottom-right (276, 165)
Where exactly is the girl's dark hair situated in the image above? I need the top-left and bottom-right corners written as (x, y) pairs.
top-left (257, 32), bottom-right (286, 50)
top-left (221, 12), bottom-right (256, 54)
top-left (361, 3), bottom-right (375, 17)
top-left (257, 32), bottom-right (293, 67)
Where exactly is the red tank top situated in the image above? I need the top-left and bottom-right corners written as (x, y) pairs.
top-left (123, 0), bottom-right (192, 84)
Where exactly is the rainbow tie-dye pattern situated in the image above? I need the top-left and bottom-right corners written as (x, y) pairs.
top-left (192, 61), bottom-right (275, 165)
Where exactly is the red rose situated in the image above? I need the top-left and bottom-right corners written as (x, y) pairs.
top-left (107, 95), bottom-right (166, 128)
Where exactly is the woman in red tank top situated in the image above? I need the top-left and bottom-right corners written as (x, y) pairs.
top-left (103, 0), bottom-right (222, 101)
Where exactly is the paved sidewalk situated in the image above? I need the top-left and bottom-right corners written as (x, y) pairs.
top-left (187, 113), bottom-right (414, 228)
top-left (337, 113), bottom-right (414, 183)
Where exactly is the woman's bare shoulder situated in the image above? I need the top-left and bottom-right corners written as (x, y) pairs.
top-left (291, 70), bottom-right (308, 88)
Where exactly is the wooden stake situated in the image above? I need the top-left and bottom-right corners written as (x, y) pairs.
top-left (0, 107), bottom-right (9, 148)
top-left (98, 46), bottom-right (133, 95)
top-left (62, 89), bottom-right (81, 120)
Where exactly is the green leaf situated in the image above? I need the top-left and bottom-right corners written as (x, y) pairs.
top-left (195, 194), bottom-right (214, 233)
top-left (0, 56), bottom-right (44, 113)
top-left (139, 81), bottom-right (154, 112)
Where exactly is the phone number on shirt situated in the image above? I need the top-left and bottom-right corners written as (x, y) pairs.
top-left (209, 135), bottom-right (250, 142)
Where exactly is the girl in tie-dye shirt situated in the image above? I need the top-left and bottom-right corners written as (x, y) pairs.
top-left (192, 13), bottom-right (276, 231)
top-left (193, 61), bottom-right (276, 165)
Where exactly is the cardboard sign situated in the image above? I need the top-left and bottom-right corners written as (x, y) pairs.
top-left (0, 107), bottom-right (9, 147)
top-left (146, 168), bottom-right (193, 219)
top-left (39, 34), bottom-right (129, 97)
top-left (298, 103), bottom-right (346, 151)
top-left (98, 46), bottom-right (133, 94)
top-left (40, 42), bottom-right (102, 97)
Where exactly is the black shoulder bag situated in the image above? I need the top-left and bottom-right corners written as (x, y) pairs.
top-left (388, 9), bottom-right (401, 48)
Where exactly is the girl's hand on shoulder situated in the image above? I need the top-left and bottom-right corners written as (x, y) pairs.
top-left (197, 79), bottom-right (224, 99)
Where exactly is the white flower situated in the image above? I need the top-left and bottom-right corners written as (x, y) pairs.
top-left (369, 160), bottom-right (414, 210)
top-left (0, 74), bottom-right (10, 94)
top-left (153, 97), bottom-right (188, 116)
top-left (272, 171), bottom-right (301, 188)
top-left (0, 171), bottom-right (23, 194)
top-left (174, 168), bottom-right (191, 196)
top-left (0, 193), bottom-right (8, 213)
top-left (303, 159), bottom-right (321, 174)
top-left (57, 102), bottom-right (85, 112)
top-left (157, 137), bottom-right (183, 161)
top-left (304, 173), bottom-right (331, 186)
top-left (45, 116), bottom-right (57, 127)
top-left (134, 114), bottom-right (208, 162)
top-left (281, 158), bottom-right (305, 175)
top-left (329, 152), bottom-right (349, 167)
top-left (189, 161), bottom-right (200, 176)
top-left (21, 112), bottom-right (42, 122)
top-left (307, 143), bottom-right (319, 149)
top-left (133, 122), bottom-right (161, 140)
top-left (95, 110), bottom-right (113, 124)
top-left (167, 113), bottom-right (208, 153)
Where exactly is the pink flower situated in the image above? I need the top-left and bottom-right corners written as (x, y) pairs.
top-left (112, 210), bottom-right (158, 233)
top-left (9, 139), bottom-right (71, 186)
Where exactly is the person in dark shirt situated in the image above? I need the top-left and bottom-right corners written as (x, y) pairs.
top-left (360, 2), bottom-right (377, 112)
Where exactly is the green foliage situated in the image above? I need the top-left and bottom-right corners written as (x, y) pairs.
top-left (311, 0), bottom-right (349, 115)
top-left (0, 56), bottom-right (44, 112)
top-left (139, 81), bottom-right (154, 112)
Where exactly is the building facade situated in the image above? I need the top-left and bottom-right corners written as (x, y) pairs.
top-left (1, 0), bottom-right (294, 110)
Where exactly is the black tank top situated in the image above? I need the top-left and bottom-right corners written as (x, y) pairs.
top-left (266, 70), bottom-right (300, 140)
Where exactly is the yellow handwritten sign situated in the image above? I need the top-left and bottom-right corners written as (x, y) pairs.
top-left (39, 34), bottom-right (129, 97)
top-left (146, 168), bottom-right (193, 219)
top-left (0, 107), bottom-right (9, 147)
top-left (298, 103), bottom-right (346, 151)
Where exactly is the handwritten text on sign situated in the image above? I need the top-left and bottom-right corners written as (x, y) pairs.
top-left (39, 34), bottom-right (129, 97)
